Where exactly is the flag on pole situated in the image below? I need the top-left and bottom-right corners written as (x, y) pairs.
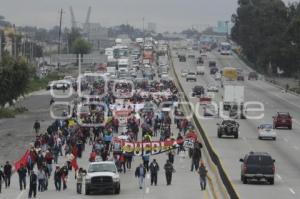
top-left (14, 150), bottom-right (30, 171)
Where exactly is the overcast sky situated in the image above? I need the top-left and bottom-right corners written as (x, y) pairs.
top-left (0, 0), bottom-right (297, 32)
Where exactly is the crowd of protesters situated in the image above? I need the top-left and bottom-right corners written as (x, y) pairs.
top-left (0, 75), bottom-right (209, 197)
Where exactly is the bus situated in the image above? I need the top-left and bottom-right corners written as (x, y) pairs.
top-left (219, 42), bottom-right (232, 55)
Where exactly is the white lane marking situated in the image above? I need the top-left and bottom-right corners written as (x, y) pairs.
top-left (146, 187), bottom-right (150, 194)
top-left (289, 188), bottom-right (296, 195)
top-left (293, 146), bottom-right (299, 150)
top-left (284, 138), bottom-right (289, 142)
top-left (275, 93), bottom-right (300, 109)
top-left (15, 190), bottom-right (24, 199)
top-left (276, 174), bottom-right (282, 181)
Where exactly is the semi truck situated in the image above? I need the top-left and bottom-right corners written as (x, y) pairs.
top-left (223, 85), bottom-right (246, 119)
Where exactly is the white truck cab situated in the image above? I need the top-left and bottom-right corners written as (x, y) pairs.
top-left (85, 161), bottom-right (120, 195)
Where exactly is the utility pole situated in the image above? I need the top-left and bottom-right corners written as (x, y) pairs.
top-left (225, 21), bottom-right (229, 41)
top-left (58, 8), bottom-right (63, 70)
top-left (142, 17), bottom-right (145, 38)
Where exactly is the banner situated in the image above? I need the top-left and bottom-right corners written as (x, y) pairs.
top-left (114, 139), bottom-right (193, 156)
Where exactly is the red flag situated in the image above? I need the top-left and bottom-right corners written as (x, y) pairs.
top-left (71, 158), bottom-right (79, 171)
top-left (15, 150), bottom-right (30, 171)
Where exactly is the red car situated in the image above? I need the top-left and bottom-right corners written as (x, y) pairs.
top-left (273, 112), bottom-right (292, 129)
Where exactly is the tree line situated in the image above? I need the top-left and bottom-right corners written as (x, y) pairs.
top-left (231, 0), bottom-right (300, 77)
top-left (0, 55), bottom-right (31, 106)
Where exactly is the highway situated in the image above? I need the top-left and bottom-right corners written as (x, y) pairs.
top-left (0, 69), bottom-right (214, 199)
top-left (170, 42), bottom-right (300, 199)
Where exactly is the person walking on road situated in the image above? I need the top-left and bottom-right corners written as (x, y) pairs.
top-left (54, 166), bottom-right (62, 191)
top-left (28, 171), bottom-right (37, 198)
top-left (149, 159), bottom-right (159, 186)
top-left (37, 168), bottom-right (46, 192)
top-left (191, 141), bottom-right (202, 172)
top-left (17, 164), bottom-right (27, 190)
top-left (61, 164), bottom-right (69, 190)
top-left (76, 168), bottom-right (86, 194)
top-left (142, 154), bottom-right (150, 172)
top-left (168, 150), bottom-right (175, 164)
top-left (164, 160), bottom-right (175, 185)
top-left (197, 160), bottom-right (208, 190)
top-left (135, 164), bottom-right (146, 189)
top-left (0, 166), bottom-right (5, 193)
top-left (4, 161), bottom-right (12, 188)
top-left (33, 120), bottom-right (41, 135)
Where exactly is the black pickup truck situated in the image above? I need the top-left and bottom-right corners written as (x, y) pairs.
top-left (240, 152), bottom-right (275, 185)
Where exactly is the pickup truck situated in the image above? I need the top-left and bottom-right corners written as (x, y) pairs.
top-left (196, 66), bottom-right (205, 75)
top-left (85, 161), bottom-right (121, 195)
top-left (240, 152), bottom-right (275, 185)
top-left (186, 72), bottom-right (197, 82)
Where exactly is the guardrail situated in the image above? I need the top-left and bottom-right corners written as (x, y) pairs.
top-left (168, 50), bottom-right (240, 199)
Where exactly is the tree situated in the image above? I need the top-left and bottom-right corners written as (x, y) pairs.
top-left (71, 37), bottom-right (91, 65)
top-left (231, 0), bottom-right (289, 74)
top-left (0, 55), bottom-right (30, 106)
top-left (72, 38), bottom-right (91, 55)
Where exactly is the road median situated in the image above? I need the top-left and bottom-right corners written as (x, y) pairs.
top-left (168, 48), bottom-right (240, 199)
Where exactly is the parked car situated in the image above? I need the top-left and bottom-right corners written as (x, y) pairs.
top-left (273, 112), bottom-right (292, 129)
top-left (186, 72), bottom-right (197, 82)
top-left (248, 72), bottom-right (258, 80)
top-left (240, 152), bottom-right (275, 185)
top-left (192, 85), bottom-right (205, 97)
top-left (85, 161), bottom-right (121, 195)
top-left (217, 120), bottom-right (239, 138)
top-left (47, 80), bottom-right (71, 90)
top-left (258, 124), bottom-right (276, 140)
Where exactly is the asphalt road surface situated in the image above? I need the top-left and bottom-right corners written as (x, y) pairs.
top-left (170, 42), bottom-right (300, 199)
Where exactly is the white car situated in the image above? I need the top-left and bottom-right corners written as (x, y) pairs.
top-left (181, 69), bottom-right (189, 77)
top-left (258, 124), bottom-right (276, 140)
top-left (186, 72), bottom-right (197, 81)
top-left (203, 104), bottom-right (217, 117)
top-left (207, 85), bottom-right (219, 92)
top-left (85, 161), bottom-right (120, 195)
top-left (214, 73), bottom-right (222, 81)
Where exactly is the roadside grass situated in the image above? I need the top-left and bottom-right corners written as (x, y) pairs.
top-left (0, 106), bottom-right (28, 119)
top-left (290, 87), bottom-right (300, 94)
top-left (26, 72), bottom-right (63, 93)
top-left (0, 72), bottom-right (63, 119)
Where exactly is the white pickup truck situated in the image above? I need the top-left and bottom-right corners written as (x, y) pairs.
top-left (85, 161), bottom-right (120, 195)
top-left (196, 66), bottom-right (205, 75)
